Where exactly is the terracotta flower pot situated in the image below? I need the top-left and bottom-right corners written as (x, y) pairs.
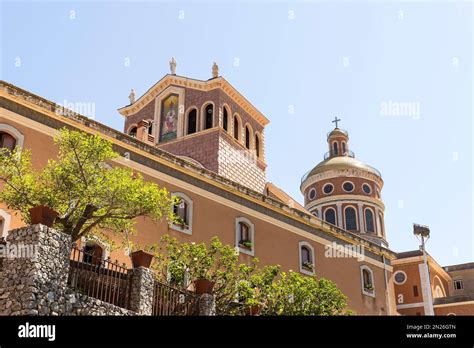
top-left (28, 205), bottom-right (58, 227)
top-left (130, 250), bottom-right (154, 268)
top-left (245, 304), bottom-right (262, 316)
top-left (194, 278), bottom-right (215, 294)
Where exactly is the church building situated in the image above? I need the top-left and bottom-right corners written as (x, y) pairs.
top-left (0, 59), bottom-right (471, 315)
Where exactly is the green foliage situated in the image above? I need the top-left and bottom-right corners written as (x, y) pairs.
top-left (0, 128), bottom-right (176, 241)
top-left (264, 271), bottom-right (349, 316)
top-left (149, 235), bottom-right (351, 316)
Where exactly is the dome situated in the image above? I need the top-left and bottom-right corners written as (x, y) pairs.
top-left (327, 128), bottom-right (348, 139)
top-left (301, 156), bottom-right (382, 185)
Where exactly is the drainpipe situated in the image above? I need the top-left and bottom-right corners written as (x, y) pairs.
top-left (420, 235), bottom-right (435, 315)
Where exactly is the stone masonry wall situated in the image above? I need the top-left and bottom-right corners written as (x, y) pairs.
top-left (0, 224), bottom-right (71, 315)
top-left (0, 225), bottom-right (135, 316)
top-left (0, 224), bottom-right (214, 316)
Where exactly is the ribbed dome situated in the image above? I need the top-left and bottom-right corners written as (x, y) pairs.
top-left (302, 156), bottom-right (382, 184)
top-left (327, 128), bottom-right (348, 139)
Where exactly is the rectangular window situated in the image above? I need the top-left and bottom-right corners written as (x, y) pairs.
top-left (454, 279), bottom-right (463, 290)
top-left (413, 285), bottom-right (419, 297)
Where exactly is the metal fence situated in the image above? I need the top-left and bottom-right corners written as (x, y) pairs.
top-left (0, 237), bottom-right (5, 270)
top-left (152, 280), bottom-right (199, 316)
top-left (68, 244), bottom-right (132, 309)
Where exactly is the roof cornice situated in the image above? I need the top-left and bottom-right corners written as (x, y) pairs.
top-left (0, 80), bottom-right (395, 261)
top-left (118, 74), bottom-right (270, 126)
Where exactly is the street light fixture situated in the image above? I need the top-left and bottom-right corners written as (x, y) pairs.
top-left (413, 223), bottom-right (434, 315)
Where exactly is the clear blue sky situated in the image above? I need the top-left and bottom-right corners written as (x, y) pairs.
top-left (1, 1), bottom-right (472, 266)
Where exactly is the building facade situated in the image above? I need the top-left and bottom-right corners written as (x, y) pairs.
top-left (393, 251), bottom-right (474, 315)
top-left (0, 62), bottom-right (471, 315)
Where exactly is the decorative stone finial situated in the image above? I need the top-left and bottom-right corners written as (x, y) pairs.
top-left (212, 62), bottom-right (219, 78)
top-left (170, 57), bottom-right (177, 75)
top-left (128, 89), bottom-right (136, 104)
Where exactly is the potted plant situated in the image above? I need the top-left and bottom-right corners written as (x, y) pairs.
top-left (364, 283), bottom-right (374, 292)
top-left (302, 261), bottom-right (313, 271)
top-left (173, 217), bottom-right (188, 230)
top-left (188, 242), bottom-right (215, 294)
top-left (194, 278), bottom-right (215, 294)
top-left (129, 242), bottom-right (154, 268)
top-left (244, 298), bottom-right (263, 316)
top-left (236, 280), bottom-right (263, 316)
top-left (239, 240), bottom-right (253, 250)
top-left (28, 205), bottom-right (58, 227)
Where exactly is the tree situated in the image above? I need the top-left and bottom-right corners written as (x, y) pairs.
top-left (149, 235), bottom-right (351, 315)
top-left (0, 128), bottom-right (176, 242)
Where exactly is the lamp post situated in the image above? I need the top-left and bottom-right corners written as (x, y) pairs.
top-left (413, 223), bottom-right (434, 315)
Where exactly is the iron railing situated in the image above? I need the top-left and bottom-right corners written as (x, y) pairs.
top-left (152, 280), bottom-right (199, 316)
top-left (68, 244), bottom-right (132, 309)
top-left (323, 149), bottom-right (355, 160)
top-left (0, 237), bottom-right (5, 270)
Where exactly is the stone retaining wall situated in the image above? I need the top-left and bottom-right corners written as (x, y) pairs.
top-left (0, 224), bottom-right (214, 316)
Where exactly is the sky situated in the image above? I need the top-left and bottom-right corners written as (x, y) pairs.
top-left (1, 0), bottom-right (472, 266)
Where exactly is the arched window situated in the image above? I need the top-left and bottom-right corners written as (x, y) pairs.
top-left (0, 209), bottom-right (11, 238)
top-left (146, 120), bottom-right (153, 136)
top-left (0, 125), bottom-right (24, 150)
top-left (299, 242), bottom-right (315, 275)
top-left (238, 222), bottom-right (250, 244)
top-left (333, 142), bottom-right (339, 155)
top-left (171, 193), bottom-right (193, 235)
top-left (378, 213), bottom-right (384, 237)
top-left (222, 106), bottom-right (229, 132)
top-left (233, 115), bottom-right (240, 140)
top-left (324, 208), bottom-right (336, 225)
top-left (235, 217), bottom-right (254, 256)
top-left (128, 126), bottom-right (137, 138)
top-left (301, 247), bottom-right (311, 264)
top-left (173, 199), bottom-right (189, 226)
top-left (434, 286), bottom-right (444, 299)
top-left (255, 134), bottom-right (261, 158)
top-left (187, 109), bottom-right (197, 135)
top-left (365, 209), bottom-right (375, 234)
top-left (204, 104), bottom-right (213, 130)
top-left (342, 142), bottom-right (346, 154)
top-left (0, 132), bottom-right (16, 151)
top-left (361, 266), bottom-right (375, 296)
top-left (83, 242), bottom-right (103, 265)
top-left (344, 207), bottom-right (357, 231)
top-left (245, 125), bottom-right (251, 149)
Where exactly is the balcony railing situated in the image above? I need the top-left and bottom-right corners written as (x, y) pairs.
top-left (0, 237), bottom-right (5, 270)
top-left (152, 280), bottom-right (199, 315)
top-left (68, 244), bottom-right (132, 309)
top-left (323, 150), bottom-right (355, 160)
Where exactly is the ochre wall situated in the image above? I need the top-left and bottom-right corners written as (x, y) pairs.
top-left (0, 114), bottom-right (392, 315)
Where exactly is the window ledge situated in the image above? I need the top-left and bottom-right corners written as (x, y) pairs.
top-left (299, 267), bottom-right (315, 276)
top-left (362, 289), bottom-right (376, 298)
top-left (238, 246), bottom-right (254, 256)
top-left (169, 224), bottom-right (192, 235)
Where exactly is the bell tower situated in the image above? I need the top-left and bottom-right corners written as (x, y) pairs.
top-left (118, 60), bottom-right (269, 193)
top-left (327, 117), bottom-right (351, 157)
